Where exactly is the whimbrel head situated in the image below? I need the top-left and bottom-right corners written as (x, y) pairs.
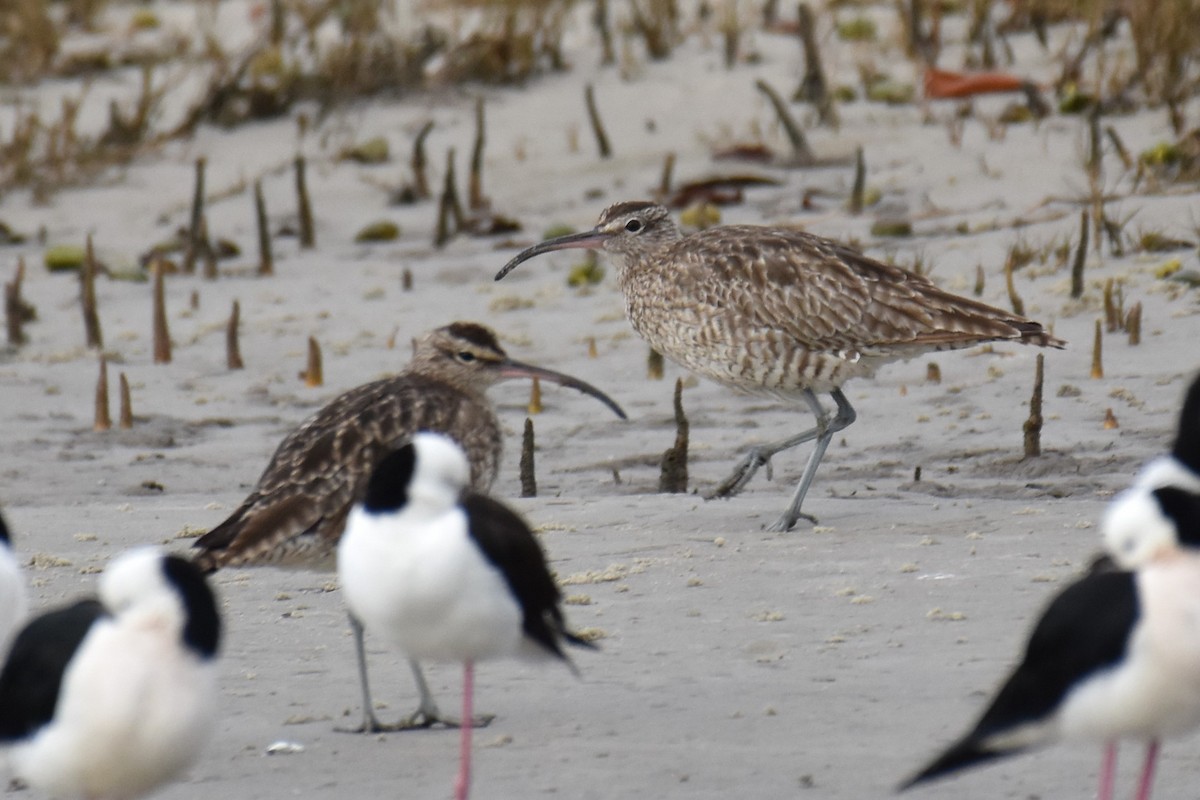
top-left (495, 201), bottom-right (680, 280)
top-left (410, 322), bottom-right (626, 419)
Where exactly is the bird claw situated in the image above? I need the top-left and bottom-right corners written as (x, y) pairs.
top-left (765, 510), bottom-right (818, 532)
top-left (336, 710), bottom-right (495, 734)
top-left (707, 449), bottom-right (772, 499)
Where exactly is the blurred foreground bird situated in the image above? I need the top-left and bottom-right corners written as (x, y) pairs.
top-left (339, 433), bottom-right (594, 800)
top-left (497, 202), bottom-right (1064, 530)
top-left (0, 548), bottom-right (221, 800)
top-left (193, 321), bottom-right (622, 731)
top-left (0, 511), bottom-right (28, 656)
top-left (903, 372), bottom-right (1200, 800)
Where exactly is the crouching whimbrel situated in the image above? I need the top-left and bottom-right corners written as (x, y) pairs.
top-left (193, 321), bottom-right (623, 732)
top-left (496, 201), bottom-right (1064, 531)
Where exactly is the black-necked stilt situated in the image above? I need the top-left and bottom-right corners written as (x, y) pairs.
top-left (0, 511), bottom-right (28, 656)
top-left (903, 373), bottom-right (1200, 800)
top-left (338, 433), bottom-right (594, 800)
top-left (0, 547), bottom-right (221, 800)
top-left (192, 321), bottom-right (622, 732)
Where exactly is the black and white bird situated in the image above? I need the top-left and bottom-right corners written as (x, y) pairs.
top-left (0, 511), bottom-right (29, 656)
top-left (338, 433), bottom-right (594, 800)
top-left (902, 373), bottom-right (1200, 800)
top-left (0, 547), bottom-right (221, 800)
top-left (194, 321), bottom-right (622, 732)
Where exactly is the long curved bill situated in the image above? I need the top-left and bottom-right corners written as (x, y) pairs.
top-left (495, 230), bottom-right (612, 281)
top-left (499, 357), bottom-right (627, 420)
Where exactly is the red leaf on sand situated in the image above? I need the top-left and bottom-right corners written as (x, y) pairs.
top-left (924, 67), bottom-right (1025, 100)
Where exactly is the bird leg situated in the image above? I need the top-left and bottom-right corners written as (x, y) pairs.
top-left (336, 616), bottom-right (493, 733)
top-left (1133, 740), bottom-right (1160, 800)
top-left (1098, 742), bottom-right (1117, 800)
top-left (706, 389), bottom-right (832, 500)
top-left (766, 388), bottom-right (856, 532)
top-left (455, 662), bottom-right (475, 800)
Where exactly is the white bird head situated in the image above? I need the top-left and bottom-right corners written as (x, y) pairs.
top-left (362, 433), bottom-right (470, 518)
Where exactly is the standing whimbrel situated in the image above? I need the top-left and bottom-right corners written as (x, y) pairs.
top-left (496, 201), bottom-right (1065, 531)
top-left (0, 548), bottom-right (221, 800)
top-left (193, 321), bottom-right (623, 732)
top-left (339, 434), bottom-right (593, 800)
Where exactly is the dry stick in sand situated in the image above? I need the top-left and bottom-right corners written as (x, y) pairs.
top-left (227, 300), bottom-right (244, 370)
top-left (1070, 209), bottom-right (1088, 299)
top-left (82, 234), bottom-right (102, 349)
top-left (411, 121), bottom-right (434, 201)
top-left (527, 377), bottom-right (543, 414)
top-left (973, 263), bottom-right (985, 297)
top-left (302, 336), bottom-right (323, 387)
top-left (1023, 353), bottom-right (1044, 458)
top-left (647, 347), bottom-right (664, 380)
top-left (1090, 319), bottom-right (1104, 379)
top-left (468, 97), bottom-right (486, 211)
top-left (435, 148), bottom-right (464, 248)
top-left (401, 269), bottom-right (413, 291)
top-left (255, 180), bottom-right (273, 277)
top-left (199, 214), bottom-right (218, 280)
top-left (183, 157), bottom-right (206, 274)
top-left (295, 156), bottom-right (315, 249)
top-left (848, 146), bottom-right (865, 214)
top-left (794, 2), bottom-right (838, 128)
top-left (1126, 302), bottom-right (1142, 346)
top-left (587, 337), bottom-right (598, 358)
top-left (925, 362), bottom-right (941, 384)
top-left (593, 0), bottom-right (615, 65)
top-left (520, 418), bottom-right (537, 499)
top-left (152, 260), bottom-right (171, 364)
top-left (584, 84), bottom-right (612, 159)
top-left (754, 79), bottom-right (816, 166)
top-left (659, 152), bottom-right (676, 197)
top-left (5, 259), bottom-right (28, 346)
top-left (94, 356), bottom-right (112, 432)
top-left (1103, 278), bottom-right (1121, 332)
top-left (1004, 248), bottom-right (1024, 316)
top-left (659, 378), bottom-right (689, 493)
top-left (118, 373), bottom-right (133, 429)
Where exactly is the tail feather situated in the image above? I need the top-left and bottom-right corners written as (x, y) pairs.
top-left (899, 737), bottom-right (1020, 791)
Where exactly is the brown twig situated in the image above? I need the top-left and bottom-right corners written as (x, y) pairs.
top-left (1070, 209), bottom-right (1088, 299)
top-left (199, 214), bottom-right (218, 280)
top-left (1090, 319), bottom-right (1103, 379)
top-left (1022, 353), bottom-right (1044, 458)
top-left (302, 336), bottom-right (322, 387)
top-left (659, 152), bottom-right (676, 197)
top-left (794, 2), bottom-right (838, 127)
top-left (411, 121), bottom-right (434, 200)
top-left (520, 418), bottom-right (537, 498)
top-left (647, 346), bottom-right (664, 380)
top-left (528, 377), bottom-right (543, 414)
top-left (584, 84), bottom-right (612, 159)
top-left (5, 259), bottom-right (29, 346)
top-left (1103, 278), bottom-right (1119, 332)
top-left (658, 378), bottom-right (689, 493)
top-left (1126, 302), bottom-right (1142, 346)
top-left (255, 180), bottom-right (273, 276)
top-left (973, 263), bottom-right (985, 297)
top-left (227, 300), bottom-right (244, 370)
top-left (469, 97), bottom-right (486, 211)
top-left (82, 234), bottom-right (102, 349)
top-left (754, 79), bottom-right (816, 165)
top-left (152, 260), bottom-right (171, 364)
top-left (1004, 247), bottom-right (1024, 316)
top-left (183, 156), bottom-right (206, 274)
top-left (94, 355), bottom-right (112, 432)
top-left (848, 146), bottom-right (865, 214)
top-left (435, 148), bottom-right (463, 248)
top-left (295, 155), bottom-right (315, 249)
top-left (118, 372), bottom-right (133, 429)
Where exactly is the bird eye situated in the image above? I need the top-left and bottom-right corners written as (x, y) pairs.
top-left (625, 219), bottom-right (642, 233)
top-left (456, 351), bottom-right (476, 362)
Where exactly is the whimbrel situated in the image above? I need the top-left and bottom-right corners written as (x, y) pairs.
top-left (0, 548), bottom-right (221, 800)
top-left (193, 321), bottom-right (622, 731)
top-left (496, 201), bottom-right (1065, 531)
top-left (339, 434), bottom-right (593, 800)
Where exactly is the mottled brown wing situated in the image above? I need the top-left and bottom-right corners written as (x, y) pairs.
top-left (193, 375), bottom-right (502, 571)
top-left (671, 227), bottom-right (1059, 358)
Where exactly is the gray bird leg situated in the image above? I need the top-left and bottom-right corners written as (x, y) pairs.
top-left (766, 388), bottom-right (856, 532)
top-left (338, 614), bottom-right (494, 732)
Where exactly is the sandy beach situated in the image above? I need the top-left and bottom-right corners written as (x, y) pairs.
top-left (2, 1), bottom-right (1199, 797)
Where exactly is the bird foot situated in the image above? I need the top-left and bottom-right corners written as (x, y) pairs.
top-left (706, 448), bottom-right (773, 499)
top-left (336, 710), bottom-right (494, 734)
top-left (765, 510), bottom-right (818, 532)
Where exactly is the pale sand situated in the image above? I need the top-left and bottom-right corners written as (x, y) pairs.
top-left (2, 2), bottom-right (1199, 798)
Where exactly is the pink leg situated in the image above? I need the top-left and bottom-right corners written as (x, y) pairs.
top-left (1134, 740), bottom-right (1160, 800)
top-left (1097, 742), bottom-right (1117, 800)
top-left (455, 662), bottom-right (474, 800)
